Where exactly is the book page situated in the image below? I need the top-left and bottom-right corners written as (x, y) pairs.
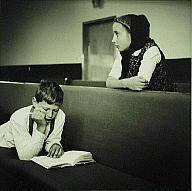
top-left (31, 155), bottom-right (70, 169)
top-left (60, 150), bottom-right (92, 165)
top-left (31, 150), bottom-right (94, 169)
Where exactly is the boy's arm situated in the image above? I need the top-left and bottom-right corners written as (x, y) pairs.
top-left (45, 110), bottom-right (65, 153)
top-left (10, 117), bottom-right (46, 160)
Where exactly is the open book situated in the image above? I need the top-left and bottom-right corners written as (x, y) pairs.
top-left (31, 150), bottom-right (95, 169)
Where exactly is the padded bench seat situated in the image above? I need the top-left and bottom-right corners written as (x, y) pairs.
top-left (0, 148), bottom-right (164, 191)
top-left (0, 82), bottom-right (190, 190)
top-left (0, 113), bottom-right (11, 125)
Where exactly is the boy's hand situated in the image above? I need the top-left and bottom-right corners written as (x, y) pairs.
top-left (31, 107), bottom-right (47, 125)
top-left (47, 143), bottom-right (64, 158)
top-left (31, 107), bottom-right (47, 133)
top-left (122, 76), bottom-right (148, 91)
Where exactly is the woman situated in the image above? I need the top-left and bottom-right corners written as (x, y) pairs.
top-left (106, 14), bottom-right (175, 91)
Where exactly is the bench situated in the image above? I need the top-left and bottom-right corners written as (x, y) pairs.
top-left (0, 82), bottom-right (190, 190)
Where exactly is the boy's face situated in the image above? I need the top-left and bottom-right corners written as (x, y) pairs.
top-left (32, 99), bottom-right (60, 122)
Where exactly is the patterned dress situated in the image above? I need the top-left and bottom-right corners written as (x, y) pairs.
top-left (120, 40), bottom-right (175, 91)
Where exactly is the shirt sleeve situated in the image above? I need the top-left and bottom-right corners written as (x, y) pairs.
top-left (45, 110), bottom-right (65, 152)
top-left (137, 46), bottom-right (161, 82)
top-left (108, 49), bottom-right (122, 79)
top-left (10, 115), bottom-right (45, 160)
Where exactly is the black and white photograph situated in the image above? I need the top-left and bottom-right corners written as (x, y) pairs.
top-left (0, 0), bottom-right (191, 190)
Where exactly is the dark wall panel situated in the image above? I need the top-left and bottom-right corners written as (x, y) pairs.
top-left (0, 64), bottom-right (82, 84)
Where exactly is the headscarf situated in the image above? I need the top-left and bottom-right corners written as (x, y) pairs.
top-left (114, 14), bottom-right (151, 53)
top-left (114, 14), bottom-right (151, 75)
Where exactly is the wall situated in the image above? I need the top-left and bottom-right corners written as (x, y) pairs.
top-left (0, 0), bottom-right (191, 66)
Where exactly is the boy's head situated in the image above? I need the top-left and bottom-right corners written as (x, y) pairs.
top-left (34, 80), bottom-right (64, 105)
top-left (32, 80), bottom-right (64, 122)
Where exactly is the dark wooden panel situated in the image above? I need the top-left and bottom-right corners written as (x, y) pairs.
top-left (0, 64), bottom-right (82, 84)
top-left (166, 58), bottom-right (191, 83)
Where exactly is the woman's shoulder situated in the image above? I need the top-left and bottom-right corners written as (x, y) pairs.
top-left (143, 46), bottom-right (161, 60)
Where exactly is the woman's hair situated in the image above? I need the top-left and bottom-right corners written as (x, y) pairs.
top-left (35, 80), bottom-right (64, 105)
top-left (114, 14), bottom-right (150, 52)
top-left (114, 14), bottom-right (132, 32)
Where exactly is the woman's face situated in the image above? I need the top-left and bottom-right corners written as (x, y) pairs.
top-left (112, 22), bottom-right (131, 52)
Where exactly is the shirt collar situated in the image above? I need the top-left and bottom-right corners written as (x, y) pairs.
top-left (132, 49), bottom-right (141, 56)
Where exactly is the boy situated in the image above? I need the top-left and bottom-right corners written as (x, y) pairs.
top-left (0, 80), bottom-right (65, 160)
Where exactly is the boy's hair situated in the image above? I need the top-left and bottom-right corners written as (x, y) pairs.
top-left (35, 80), bottom-right (64, 105)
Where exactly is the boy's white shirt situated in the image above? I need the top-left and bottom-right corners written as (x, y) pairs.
top-left (109, 46), bottom-right (161, 82)
top-left (0, 105), bottom-right (65, 160)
